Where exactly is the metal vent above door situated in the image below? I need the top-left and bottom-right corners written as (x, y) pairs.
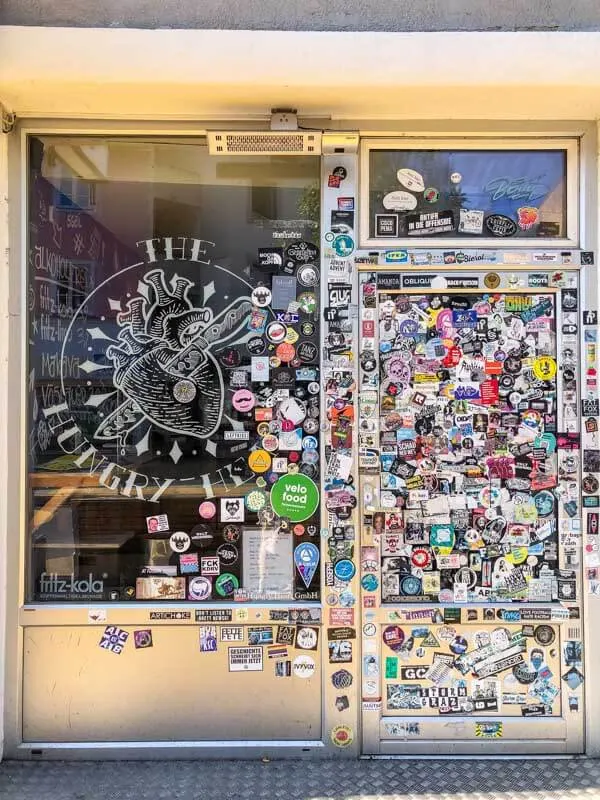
top-left (207, 132), bottom-right (321, 156)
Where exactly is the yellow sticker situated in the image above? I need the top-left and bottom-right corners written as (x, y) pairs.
top-left (331, 724), bottom-right (354, 747)
top-left (533, 356), bottom-right (557, 381)
top-left (248, 450), bottom-right (272, 474)
top-left (285, 328), bottom-right (299, 344)
top-left (475, 722), bottom-right (503, 738)
top-left (506, 546), bottom-right (528, 565)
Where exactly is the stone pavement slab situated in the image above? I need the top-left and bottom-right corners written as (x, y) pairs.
top-left (0, 757), bottom-right (599, 800)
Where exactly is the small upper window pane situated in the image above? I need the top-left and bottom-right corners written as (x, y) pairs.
top-left (364, 141), bottom-right (576, 246)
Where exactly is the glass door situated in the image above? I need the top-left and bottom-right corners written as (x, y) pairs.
top-left (358, 269), bottom-right (584, 754)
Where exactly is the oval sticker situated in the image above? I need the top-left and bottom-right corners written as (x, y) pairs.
top-left (397, 168), bottom-right (425, 192)
top-left (383, 191), bottom-right (418, 212)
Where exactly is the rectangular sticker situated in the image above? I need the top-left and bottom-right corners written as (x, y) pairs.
top-left (228, 646), bottom-right (264, 672)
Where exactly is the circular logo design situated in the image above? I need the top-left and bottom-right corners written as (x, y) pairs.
top-left (334, 559), bottom-right (356, 581)
top-left (169, 531), bottom-right (190, 553)
top-left (331, 725), bottom-right (354, 748)
top-left (198, 501), bottom-right (216, 520)
top-left (292, 655), bottom-right (316, 679)
top-left (331, 669), bottom-right (353, 689)
top-left (251, 286), bottom-right (272, 307)
top-left (53, 253), bottom-right (275, 489)
top-left (231, 389), bottom-right (255, 413)
top-left (215, 573), bottom-right (239, 597)
top-left (296, 627), bottom-right (318, 649)
top-left (216, 543), bottom-right (238, 565)
top-left (248, 450), bottom-right (272, 474)
top-left (270, 474), bottom-right (319, 522)
top-left (484, 272), bottom-right (501, 289)
top-left (188, 576), bottom-right (212, 601)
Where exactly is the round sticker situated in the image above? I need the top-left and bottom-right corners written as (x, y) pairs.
top-left (333, 235), bottom-right (354, 257)
top-left (216, 543), bottom-right (238, 566)
top-left (169, 531), bottom-right (190, 553)
top-left (533, 356), bottom-right (557, 381)
top-left (298, 292), bottom-right (317, 314)
top-left (361, 574), bottom-right (378, 592)
top-left (190, 525), bottom-right (214, 548)
top-left (303, 418), bottom-right (319, 434)
top-left (251, 286), bottom-right (272, 307)
top-left (266, 321), bottom-right (287, 343)
top-left (331, 725), bottom-right (354, 748)
top-left (296, 627), bottom-right (318, 649)
top-left (292, 655), bottom-right (316, 679)
top-left (198, 501), bottom-right (216, 520)
top-left (173, 379), bottom-right (196, 403)
top-left (262, 434), bottom-right (279, 452)
top-left (232, 389), bottom-right (255, 413)
top-left (484, 273), bottom-right (501, 290)
top-left (584, 474), bottom-right (600, 493)
top-left (222, 524), bottom-right (241, 542)
top-left (331, 669), bottom-right (353, 689)
top-left (449, 635), bottom-right (469, 655)
top-left (334, 559), bottom-right (356, 581)
top-left (247, 336), bottom-right (266, 355)
top-left (411, 548), bottom-right (431, 569)
top-left (400, 575), bottom-right (422, 596)
top-left (270, 474), bottom-right (319, 522)
top-left (534, 490), bottom-right (555, 517)
top-left (215, 573), bottom-right (239, 597)
top-left (534, 624), bottom-right (556, 646)
top-left (301, 322), bottom-right (315, 336)
top-left (382, 625), bottom-right (405, 651)
top-left (450, 172), bottom-right (462, 183)
top-left (276, 342), bottom-right (296, 362)
top-left (297, 264), bottom-right (319, 287)
top-left (424, 187), bottom-right (439, 203)
top-left (248, 450), bottom-right (272, 474)
top-left (188, 576), bottom-right (212, 601)
top-left (363, 623), bottom-right (377, 636)
top-left (245, 489), bottom-right (267, 511)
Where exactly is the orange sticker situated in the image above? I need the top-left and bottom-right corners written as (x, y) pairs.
top-left (276, 343), bottom-right (296, 363)
top-left (248, 450), bottom-right (272, 474)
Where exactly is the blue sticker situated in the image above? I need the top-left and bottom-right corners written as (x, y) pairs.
top-left (294, 543), bottom-right (320, 588)
top-left (361, 574), bottom-right (379, 591)
top-left (333, 235), bottom-right (354, 258)
top-left (334, 559), bottom-right (356, 581)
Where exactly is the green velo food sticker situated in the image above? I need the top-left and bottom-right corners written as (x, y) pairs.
top-left (270, 474), bottom-right (319, 522)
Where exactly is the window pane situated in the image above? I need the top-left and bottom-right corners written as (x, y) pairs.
top-left (369, 149), bottom-right (568, 240)
top-left (28, 137), bottom-right (321, 603)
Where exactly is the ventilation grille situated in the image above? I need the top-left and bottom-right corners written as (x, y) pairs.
top-left (208, 132), bottom-right (321, 156)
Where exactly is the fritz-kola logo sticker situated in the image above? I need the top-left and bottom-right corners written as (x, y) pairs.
top-left (43, 237), bottom-right (274, 502)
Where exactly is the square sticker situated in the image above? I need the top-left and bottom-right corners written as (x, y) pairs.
top-left (220, 497), bottom-right (245, 522)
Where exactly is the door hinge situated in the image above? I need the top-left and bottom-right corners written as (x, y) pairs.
top-left (1, 103), bottom-right (16, 134)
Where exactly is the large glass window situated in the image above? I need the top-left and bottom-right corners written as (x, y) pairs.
top-left (27, 136), bottom-right (321, 603)
top-left (360, 138), bottom-right (578, 248)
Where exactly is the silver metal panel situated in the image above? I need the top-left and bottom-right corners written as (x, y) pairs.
top-left (23, 625), bottom-right (321, 742)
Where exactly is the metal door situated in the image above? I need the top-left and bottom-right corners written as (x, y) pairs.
top-left (358, 267), bottom-right (585, 754)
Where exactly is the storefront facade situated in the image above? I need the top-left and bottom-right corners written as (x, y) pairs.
top-left (2, 23), bottom-right (600, 761)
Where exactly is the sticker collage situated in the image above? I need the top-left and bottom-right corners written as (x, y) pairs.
top-left (357, 260), bottom-right (589, 727)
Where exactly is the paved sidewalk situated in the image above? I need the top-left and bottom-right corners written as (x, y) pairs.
top-left (0, 757), bottom-right (599, 800)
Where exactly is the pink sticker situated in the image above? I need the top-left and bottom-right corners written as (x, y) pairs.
top-left (199, 501), bottom-right (217, 520)
top-left (232, 389), bottom-right (255, 412)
